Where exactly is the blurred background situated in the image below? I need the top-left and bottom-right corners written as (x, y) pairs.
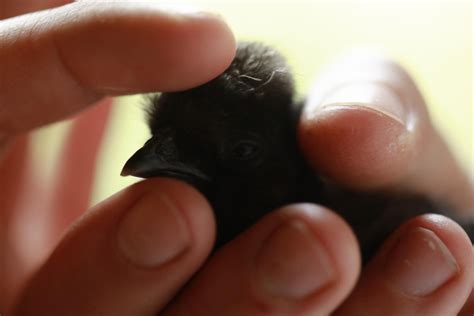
top-left (32, 0), bottom-right (472, 206)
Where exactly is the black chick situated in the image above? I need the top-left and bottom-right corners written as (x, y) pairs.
top-left (122, 42), bottom-right (472, 262)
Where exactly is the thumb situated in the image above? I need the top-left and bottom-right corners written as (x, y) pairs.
top-left (13, 178), bottom-right (215, 315)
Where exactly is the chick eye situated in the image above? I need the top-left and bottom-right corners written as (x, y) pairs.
top-left (231, 140), bottom-right (261, 161)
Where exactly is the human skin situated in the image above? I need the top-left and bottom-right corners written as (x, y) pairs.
top-left (0, 1), bottom-right (472, 315)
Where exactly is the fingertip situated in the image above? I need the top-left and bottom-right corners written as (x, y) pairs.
top-left (257, 203), bottom-right (361, 314)
top-left (116, 178), bottom-right (216, 268)
top-left (144, 178), bottom-right (217, 256)
top-left (384, 215), bottom-right (474, 311)
top-left (337, 214), bottom-right (474, 315)
top-left (255, 218), bottom-right (336, 300)
top-left (397, 214), bottom-right (474, 279)
top-left (299, 105), bottom-right (415, 189)
top-left (298, 53), bottom-right (433, 191)
top-left (165, 11), bottom-right (236, 91)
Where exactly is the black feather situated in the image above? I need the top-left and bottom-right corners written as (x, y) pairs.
top-left (122, 41), bottom-right (473, 263)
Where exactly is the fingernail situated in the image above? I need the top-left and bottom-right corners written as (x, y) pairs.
top-left (384, 227), bottom-right (459, 296)
top-left (117, 191), bottom-right (190, 267)
top-left (317, 82), bottom-right (407, 125)
top-left (255, 219), bottom-right (335, 299)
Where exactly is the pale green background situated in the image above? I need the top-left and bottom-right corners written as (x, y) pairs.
top-left (33, 1), bottom-right (473, 206)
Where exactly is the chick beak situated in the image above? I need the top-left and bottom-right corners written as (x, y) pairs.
top-left (121, 144), bottom-right (157, 177)
top-left (121, 139), bottom-right (212, 184)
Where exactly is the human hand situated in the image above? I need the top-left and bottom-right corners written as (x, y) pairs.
top-left (154, 51), bottom-right (474, 316)
top-left (3, 2), bottom-right (473, 316)
top-left (160, 51), bottom-right (474, 316)
top-left (0, 0), bottom-right (235, 314)
top-left (297, 52), bottom-right (474, 315)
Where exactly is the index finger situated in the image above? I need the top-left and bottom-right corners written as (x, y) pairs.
top-left (0, 2), bottom-right (235, 134)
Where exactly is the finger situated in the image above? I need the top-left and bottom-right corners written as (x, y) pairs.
top-left (1, 0), bottom-right (70, 19)
top-left (460, 286), bottom-right (474, 316)
top-left (0, 135), bottom-right (31, 308)
top-left (0, 1), bottom-right (235, 134)
top-left (13, 178), bottom-right (216, 315)
top-left (0, 100), bottom-right (112, 309)
top-left (334, 214), bottom-right (474, 316)
top-left (49, 99), bottom-right (112, 238)
top-left (162, 204), bottom-right (360, 316)
top-left (299, 51), bottom-right (473, 212)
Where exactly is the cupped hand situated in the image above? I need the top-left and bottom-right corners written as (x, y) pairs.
top-left (3, 1), bottom-right (473, 316)
top-left (298, 52), bottom-right (474, 315)
top-left (162, 50), bottom-right (474, 316)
